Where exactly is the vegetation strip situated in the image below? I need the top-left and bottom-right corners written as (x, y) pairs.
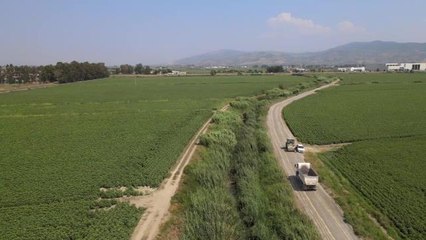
top-left (159, 76), bottom-right (335, 239)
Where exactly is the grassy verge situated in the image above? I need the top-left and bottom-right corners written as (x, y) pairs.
top-left (158, 76), bottom-right (335, 239)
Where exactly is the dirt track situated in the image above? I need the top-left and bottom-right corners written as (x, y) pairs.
top-left (266, 82), bottom-right (358, 240)
top-left (129, 105), bottom-right (228, 240)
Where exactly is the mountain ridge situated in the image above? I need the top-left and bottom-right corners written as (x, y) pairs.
top-left (175, 41), bottom-right (426, 66)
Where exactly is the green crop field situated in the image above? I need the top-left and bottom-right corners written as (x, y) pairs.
top-left (322, 137), bottom-right (426, 239)
top-left (284, 73), bottom-right (426, 144)
top-left (283, 73), bottom-right (426, 239)
top-left (0, 75), bottom-right (315, 239)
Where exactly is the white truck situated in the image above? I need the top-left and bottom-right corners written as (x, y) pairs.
top-left (294, 163), bottom-right (318, 190)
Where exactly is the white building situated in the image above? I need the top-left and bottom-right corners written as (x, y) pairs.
top-left (338, 67), bottom-right (366, 72)
top-left (350, 67), bottom-right (366, 72)
top-left (386, 63), bottom-right (426, 71)
top-left (166, 71), bottom-right (187, 76)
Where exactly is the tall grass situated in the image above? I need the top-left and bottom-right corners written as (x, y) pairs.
top-left (230, 99), bottom-right (319, 240)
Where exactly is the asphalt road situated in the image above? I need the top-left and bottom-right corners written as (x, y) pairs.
top-left (266, 82), bottom-right (358, 240)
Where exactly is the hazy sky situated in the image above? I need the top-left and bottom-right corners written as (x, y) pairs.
top-left (1, 0), bottom-right (426, 65)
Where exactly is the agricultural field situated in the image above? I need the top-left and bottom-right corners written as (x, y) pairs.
top-left (322, 137), bottom-right (426, 239)
top-left (284, 73), bottom-right (426, 144)
top-left (283, 73), bottom-right (426, 239)
top-left (0, 75), bottom-right (316, 239)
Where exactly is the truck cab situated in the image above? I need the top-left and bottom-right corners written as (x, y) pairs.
top-left (285, 138), bottom-right (296, 152)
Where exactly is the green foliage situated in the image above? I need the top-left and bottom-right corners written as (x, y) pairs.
top-left (199, 129), bottom-right (237, 149)
top-left (183, 187), bottom-right (245, 240)
top-left (84, 203), bottom-right (144, 240)
top-left (40, 61), bottom-right (109, 83)
top-left (178, 95), bottom-right (320, 239)
top-left (322, 137), bottom-right (426, 239)
top-left (0, 75), bottom-right (315, 239)
top-left (231, 101), bottom-right (319, 240)
top-left (0, 201), bottom-right (142, 240)
top-left (265, 88), bottom-right (292, 99)
top-left (266, 65), bottom-right (284, 73)
top-left (229, 97), bottom-right (253, 110)
top-left (90, 199), bottom-right (118, 209)
top-left (284, 73), bottom-right (426, 144)
top-left (211, 110), bottom-right (242, 129)
top-left (99, 189), bottom-right (125, 199)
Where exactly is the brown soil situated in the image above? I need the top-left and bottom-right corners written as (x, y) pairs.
top-left (304, 143), bottom-right (350, 153)
top-left (0, 83), bottom-right (56, 93)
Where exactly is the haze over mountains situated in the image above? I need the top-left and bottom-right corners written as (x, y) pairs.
top-left (175, 41), bottom-right (426, 66)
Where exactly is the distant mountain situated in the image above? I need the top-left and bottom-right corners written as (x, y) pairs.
top-left (175, 41), bottom-right (426, 66)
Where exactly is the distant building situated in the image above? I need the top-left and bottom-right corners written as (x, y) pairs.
top-left (166, 71), bottom-right (187, 76)
top-left (294, 67), bottom-right (307, 72)
top-left (386, 63), bottom-right (426, 71)
top-left (350, 67), bottom-right (366, 72)
top-left (337, 67), bottom-right (366, 72)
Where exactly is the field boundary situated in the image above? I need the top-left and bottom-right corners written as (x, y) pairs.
top-left (0, 83), bottom-right (56, 94)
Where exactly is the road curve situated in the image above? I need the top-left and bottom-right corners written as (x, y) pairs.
top-left (266, 82), bottom-right (358, 240)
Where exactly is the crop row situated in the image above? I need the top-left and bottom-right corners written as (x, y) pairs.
top-left (322, 136), bottom-right (426, 239)
top-left (284, 76), bottom-right (426, 144)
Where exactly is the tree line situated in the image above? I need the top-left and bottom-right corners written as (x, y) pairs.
top-left (0, 61), bottom-right (109, 84)
top-left (116, 64), bottom-right (172, 75)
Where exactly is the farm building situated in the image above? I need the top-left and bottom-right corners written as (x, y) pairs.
top-left (386, 63), bottom-right (426, 71)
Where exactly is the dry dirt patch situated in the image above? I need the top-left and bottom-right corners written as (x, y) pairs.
top-left (304, 143), bottom-right (350, 153)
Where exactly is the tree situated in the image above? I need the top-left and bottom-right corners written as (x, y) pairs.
top-left (143, 66), bottom-right (151, 75)
top-left (210, 70), bottom-right (217, 76)
top-left (266, 65), bottom-right (284, 73)
top-left (120, 64), bottom-right (134, 74)
top-left (134, 64), bottom-right (143, 74)
top-left (40, 65), bottom-right (56, 82)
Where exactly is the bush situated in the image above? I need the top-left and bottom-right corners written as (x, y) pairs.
top-left (199, 129), bottom-right (237, 149)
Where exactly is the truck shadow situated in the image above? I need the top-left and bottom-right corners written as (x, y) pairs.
top-left (288, 175), bottom-right (315, 192)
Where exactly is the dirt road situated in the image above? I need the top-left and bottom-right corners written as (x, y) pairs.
top-left (129, 105), bottom-right (228, 240)
top-left (266, 82), bottom-right (358, 240)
